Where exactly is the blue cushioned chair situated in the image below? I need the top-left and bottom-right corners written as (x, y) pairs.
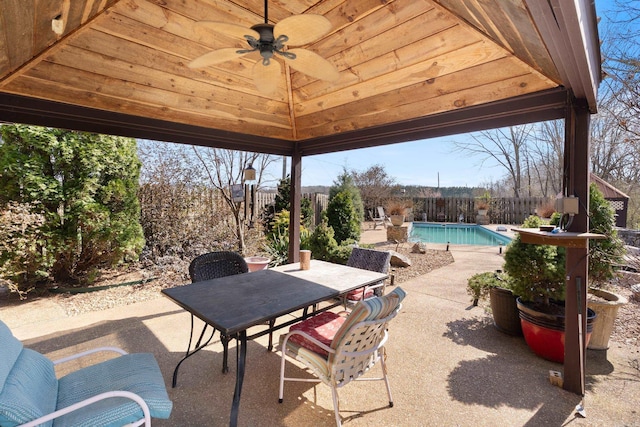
top-left (0, 320), bottom-right (172, 427)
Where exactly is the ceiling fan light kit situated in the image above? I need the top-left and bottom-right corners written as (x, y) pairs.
top-left (188, 1), bottom-right (339, 94)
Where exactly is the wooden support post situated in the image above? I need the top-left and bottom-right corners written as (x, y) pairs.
top-left (563, 96), bottom-right (590, 395)
top-left (288, 150), bottom-right (301, 263)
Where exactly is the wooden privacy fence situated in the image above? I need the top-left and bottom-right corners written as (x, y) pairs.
top-left (252, 192), bottom-right (329, 225)
top-left (169, 187), bottom-right (546, 227)
top-left (410, 197), bottom-right (551, 225)
top-left (253, 194), bottom-right (547, 225)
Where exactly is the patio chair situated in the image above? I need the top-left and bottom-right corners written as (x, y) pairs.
top-left (173, 251), bottom-right (248, 386)
top-left (278, 287), bottom-right (406, 427)
top-left (344, 247), bottom-right (391, 305)
top-left (371, 206), bottom-right (391, 229)
top-left (0, 320), bottom-right (172, 427)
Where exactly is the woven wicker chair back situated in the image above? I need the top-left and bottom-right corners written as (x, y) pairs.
top-left (189, 251), bottom-right (248, 282)
top-left (347, 248), bottom-right (391, 274)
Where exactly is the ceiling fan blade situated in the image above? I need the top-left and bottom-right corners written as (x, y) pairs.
top-left (285, 49), bottom-right (340, 82)
top-left (195, 21), bottom-right (259, 42)
top-left (274, 15), bottom-right (332, 46)
top-left (252, 59), bottom-right (281, 95)
top-left (188, 48), bottom-right (247, 68)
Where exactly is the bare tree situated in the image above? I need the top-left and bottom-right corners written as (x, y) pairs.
top-left (350, 164), bottom-right (400, 214)
top-left (529, 120), bottom-right (564, 197)
top-left (601, 1), bottom-right (640, 140)
top-left (191, 147), bottom-right (277, 254)
top-left (454, 125), bottom-right (534, 197)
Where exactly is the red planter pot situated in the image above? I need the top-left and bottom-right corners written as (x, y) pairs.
top-left (516, 298), bottom-right (597, 363)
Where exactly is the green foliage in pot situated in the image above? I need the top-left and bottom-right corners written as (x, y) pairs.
top-left (587, 183), bottom-right (624, 286)
top-left (548, 184), bottom-right (625, 287)
top-left (466, 271), bottom-right (510, 306)
top-left (503, 215), bottom-right (566, 306)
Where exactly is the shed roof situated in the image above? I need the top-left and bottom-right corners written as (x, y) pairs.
top-left (591, 173), bottom-right (630, 200)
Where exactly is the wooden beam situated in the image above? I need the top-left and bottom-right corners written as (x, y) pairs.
top-left (0, 92), bottom-right (293, 155)
top-left (298, 88), bottom-right (568, 155)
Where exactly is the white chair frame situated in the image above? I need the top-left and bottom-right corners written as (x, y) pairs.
top-left (278, 306), bottom-right (400, 427)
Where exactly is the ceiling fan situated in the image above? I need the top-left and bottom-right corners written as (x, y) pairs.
top-left (188, 0), bottom-right (340, 94)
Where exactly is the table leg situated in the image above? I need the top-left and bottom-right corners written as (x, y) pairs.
top-left (229, 330), bottom-right (247, 427)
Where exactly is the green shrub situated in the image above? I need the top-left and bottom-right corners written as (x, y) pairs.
top-left (262, 177), bottom-right (313, 233)
top-left (308, 219), bottom-right (338, 262)
top-left (0, 202), bottom-right (51, 295)
top-left (504, 215), bottom-right (565, 305)
top-left (0, 125), bottom-right (144, 288)
top-left (588, 183), bottom-right (624, 286)
top-left (466, 271), bottom-right (510, 305)
top-left (263, 209), bottom-right (310, 265)
top-left (326, 191), bottom-right (360, 244)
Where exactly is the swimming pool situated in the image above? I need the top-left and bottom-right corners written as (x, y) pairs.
top-left (409, 223), bottom-right (512, 247)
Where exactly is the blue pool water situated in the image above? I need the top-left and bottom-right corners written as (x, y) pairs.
top-left (410, 223), bottom-right (512, 247)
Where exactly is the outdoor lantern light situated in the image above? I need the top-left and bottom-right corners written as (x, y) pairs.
top-left (244, 164), bottom-right (256, 181)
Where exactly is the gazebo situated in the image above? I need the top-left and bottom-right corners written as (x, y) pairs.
top-left (0, 0), bottom-right (602, 398)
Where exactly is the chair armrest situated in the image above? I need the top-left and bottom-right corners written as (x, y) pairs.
top-left (281, 330), bottom-right (335, 355)
top-left (18, 390), bottom-right (151, 427)
top-left (53, 346), bottom-right (128, 365)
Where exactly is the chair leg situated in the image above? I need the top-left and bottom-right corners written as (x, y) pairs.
top-left (379, 351), bottom-right (394, 407)
top-left (278, 348), bottom-right (286, 403)
top-left (330, 386), bottom-right (342, 427)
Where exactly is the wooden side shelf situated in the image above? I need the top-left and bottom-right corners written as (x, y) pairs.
top-left (513, 228), bottom-right (605, 248)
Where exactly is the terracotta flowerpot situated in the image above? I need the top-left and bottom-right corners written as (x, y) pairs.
top-left (489, 287), bottom-right (522, 336)
top-left (587, 288), bottom-right (627, 350)
top-left (516, 298), bottom-right (597, 363)
top-left (245, 256), bottom-right (270, 272)
top-left (390, 214), bottom-right (404, 226)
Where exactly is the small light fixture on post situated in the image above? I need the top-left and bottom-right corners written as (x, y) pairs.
top-left (244, 164), bottom-right (256, 182)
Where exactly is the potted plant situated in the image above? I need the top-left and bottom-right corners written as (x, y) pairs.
top-left (466, 271), bottom-right (522, 336)
top-left (386, 199), bottom-right (407, 226)
top-left (583, 184), bottom-right (626, 350)
top-left (504, 215), bottom-right (596, 363)
top-left (475, 200), bottom-right (489, 216)
top-left (466, 272), bottom-right (495, 306)
top-left (475, 191), bottom-right (491, 216)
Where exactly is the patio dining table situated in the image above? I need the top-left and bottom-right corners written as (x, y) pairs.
top-left (161, 259), bottom-right (389, 427)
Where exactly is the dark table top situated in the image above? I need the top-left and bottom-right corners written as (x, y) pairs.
top-left (162, 260), bottom-right (387, 336)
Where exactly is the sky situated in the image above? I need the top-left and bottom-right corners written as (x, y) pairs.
top-left (259, 0), bottom-right (622, 189)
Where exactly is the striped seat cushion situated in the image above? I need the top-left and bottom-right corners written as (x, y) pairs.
top-left (329, 287), bottom-right (406, 362)
top-left (345, 287), bottom-right (374, 301)
top-left (287, 311), bottom-right (346, 357)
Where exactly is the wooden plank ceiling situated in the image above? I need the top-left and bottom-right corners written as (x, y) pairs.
top-left (0, 0), bottom-right (564, 152)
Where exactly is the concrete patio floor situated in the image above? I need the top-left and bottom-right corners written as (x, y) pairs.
top-left (3, 225), bottom-right (639, 426)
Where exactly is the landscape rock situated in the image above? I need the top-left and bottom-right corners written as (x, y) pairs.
top-left (411, 242), bottom-right (427, 254)
top-left (389, 250), bottom-right (412, 267)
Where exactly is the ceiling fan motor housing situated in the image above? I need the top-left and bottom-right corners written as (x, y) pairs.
top-left (249, 23), bottom-right (292, 63)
